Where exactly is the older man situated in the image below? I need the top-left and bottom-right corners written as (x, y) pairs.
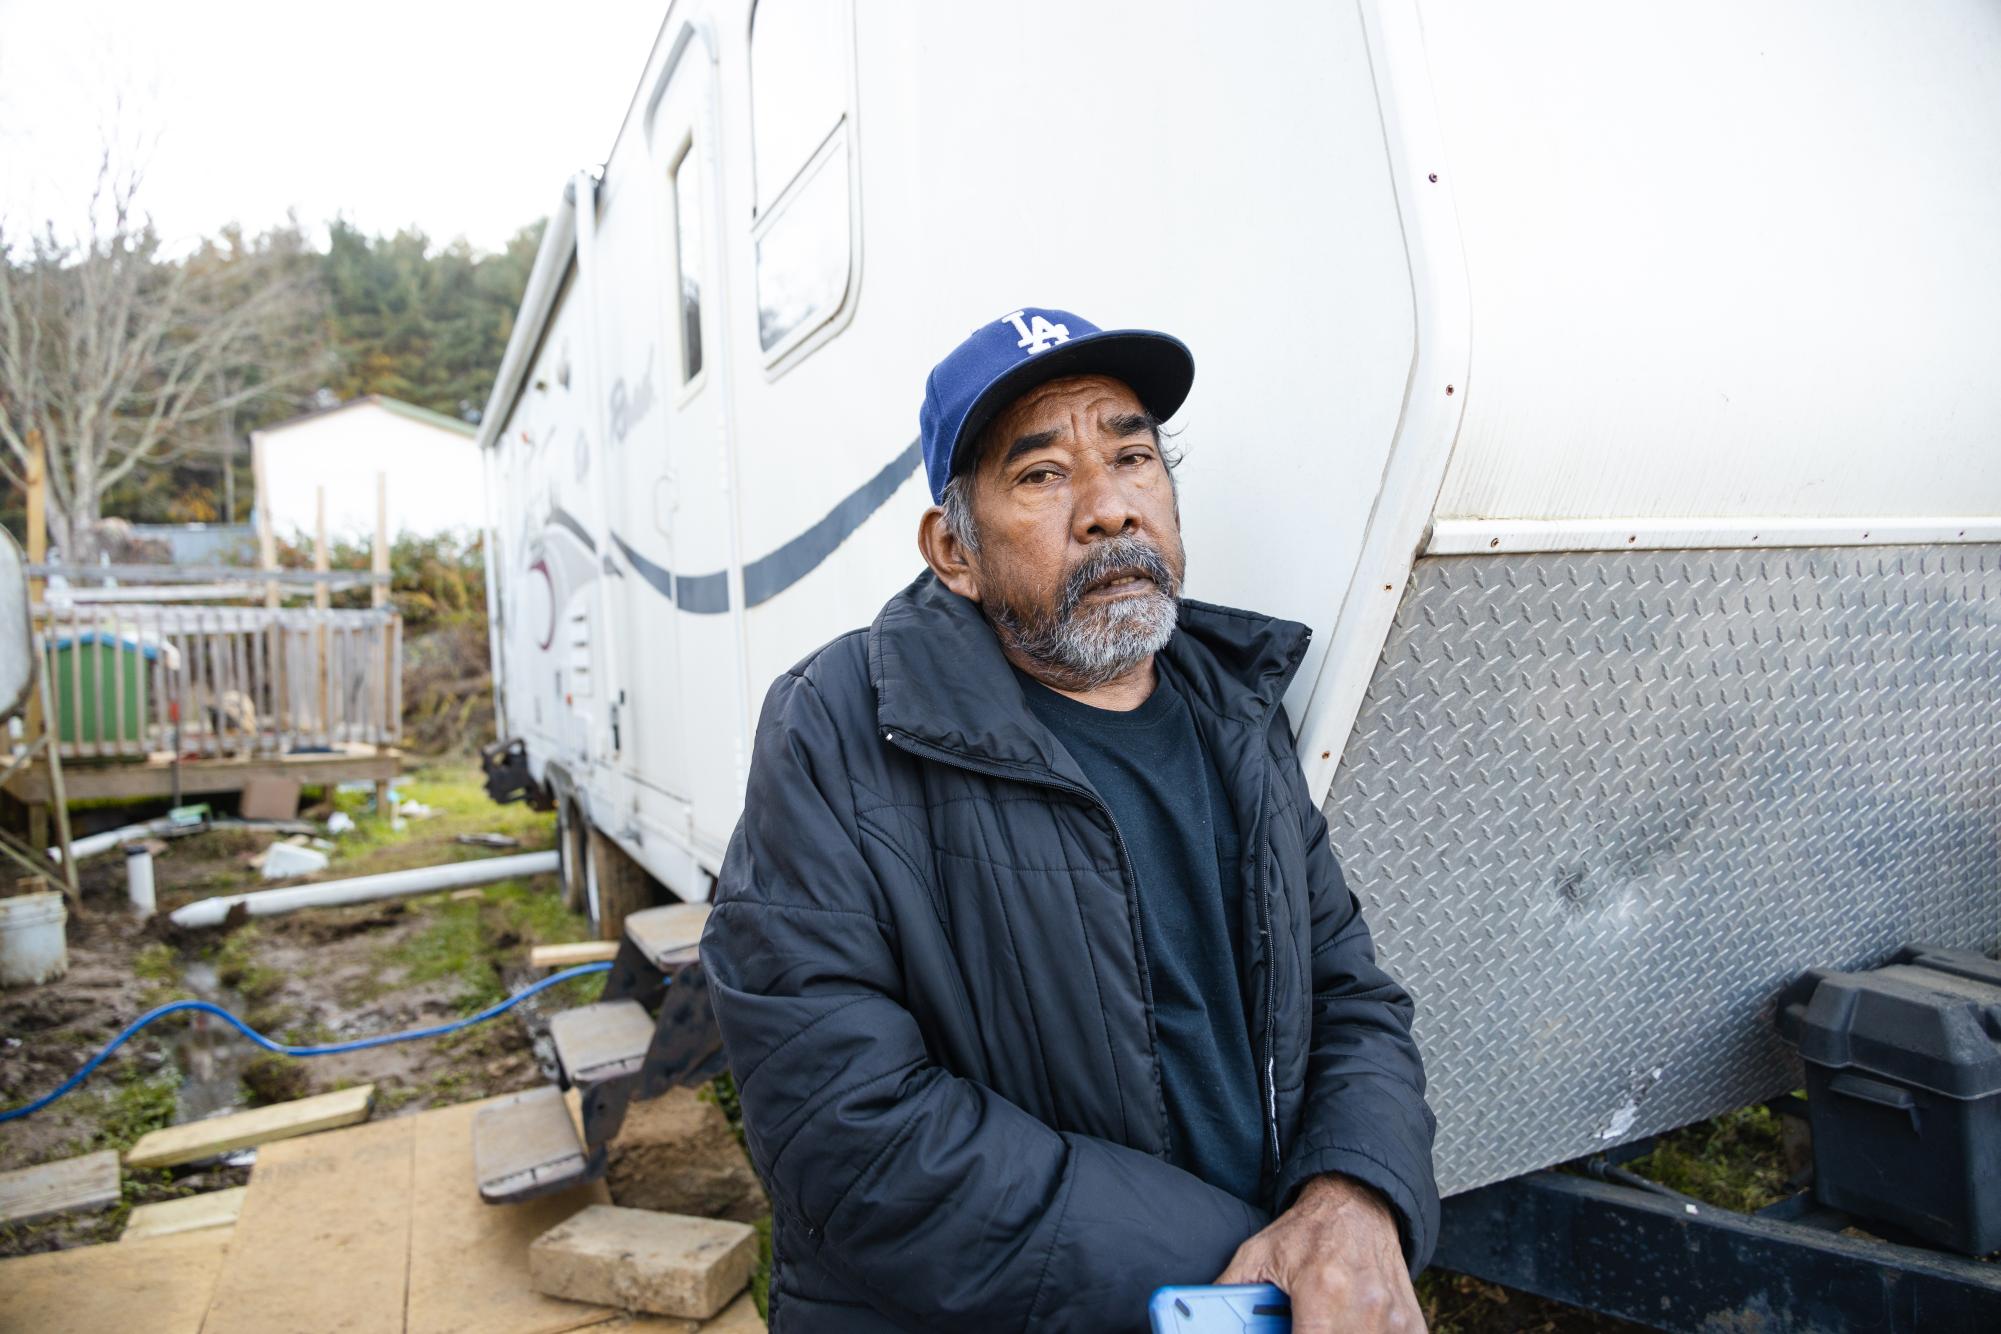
top-left (702, 308), bottom-right (1438, 1332)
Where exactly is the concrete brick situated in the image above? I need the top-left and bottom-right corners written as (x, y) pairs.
top-left (529, 1204), bottom-right (755, 1319)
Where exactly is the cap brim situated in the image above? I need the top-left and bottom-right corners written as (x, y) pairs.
top-left (948, 328), bottom-right (1194, 484)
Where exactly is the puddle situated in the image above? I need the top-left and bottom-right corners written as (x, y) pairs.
top-left (172, 959), bottom-right (257, 1122)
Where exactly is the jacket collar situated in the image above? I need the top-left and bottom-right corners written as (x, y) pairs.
top-left (868, 569), bottom-right (1311, 780)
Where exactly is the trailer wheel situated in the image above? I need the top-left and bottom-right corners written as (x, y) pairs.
top-left (585, 823), bottom-right (654, 941)
top-left (556, 800), bottom-right (589, 913)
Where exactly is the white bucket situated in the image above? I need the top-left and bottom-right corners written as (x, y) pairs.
top-left (0, 891), bottom-right (68, 987)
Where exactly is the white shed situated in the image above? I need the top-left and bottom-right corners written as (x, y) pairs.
top-left (252, 395), bottom-right (482, 543)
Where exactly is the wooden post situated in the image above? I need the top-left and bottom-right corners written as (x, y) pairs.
top-left (23, 429), bottom-right (48, 855)
top-left (254, 432), bottom-right (277, 611)
top-left (372, 472), bottom-right (388, 610)
top-left (314, 486), bottom-right (329, 743)
top-left (373, 471), bottom-right (393, 807)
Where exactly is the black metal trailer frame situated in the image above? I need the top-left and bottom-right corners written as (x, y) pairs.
top-left (1432, 1108), bottom-right (2001, 1333)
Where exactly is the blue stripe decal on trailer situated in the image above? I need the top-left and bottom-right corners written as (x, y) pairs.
top-left (741, 438), bottom-right (922, 606)
top-left (605, 438), bottom-right (921, 613)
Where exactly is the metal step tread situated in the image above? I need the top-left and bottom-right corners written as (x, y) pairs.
top-left (549, 999), bottom-right (654, 1086)
top-left (473, 1085), bottom-right (598, 1204)
top-left (623, 902), bottom-right (710, 969)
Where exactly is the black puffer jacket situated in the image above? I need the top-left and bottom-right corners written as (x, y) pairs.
top-left (703, 571), bottom-right (1437, 1332)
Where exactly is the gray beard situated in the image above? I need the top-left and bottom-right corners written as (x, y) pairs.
top-left (983, 534), bottom-right (1183, 690)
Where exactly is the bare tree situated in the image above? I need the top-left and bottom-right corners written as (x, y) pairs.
top-left (0, 148), bottom-right (327, 563)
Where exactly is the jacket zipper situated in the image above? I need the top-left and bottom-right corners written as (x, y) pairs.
top-left (1257, 840), bottom-right (1281, 1176)
top-left (881, 725), bottom-right (1284, 1183)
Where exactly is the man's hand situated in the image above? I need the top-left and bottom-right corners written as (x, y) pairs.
top-left (1214, 1173), bottom-right (1425, 1334)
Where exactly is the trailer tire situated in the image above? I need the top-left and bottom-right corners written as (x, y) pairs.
top-left (585, 823), bottom-right (654, 941)
top-left (556, 800), bottom-right (589, 913)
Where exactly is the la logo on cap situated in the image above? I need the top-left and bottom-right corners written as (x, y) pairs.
top-left (1002, 309), bottom-right (1071, 355)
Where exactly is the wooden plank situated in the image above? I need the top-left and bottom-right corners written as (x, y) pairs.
top-left (0, 1228), bottom-right (230, 1334)
top-left (0, 1149), bottom-right (120, 1226)
top-left (201, 1113), bottom-right (414, 1334)
top-left (3, 746), bottom-right (403, 803)
top-left (406, 1094), bottom-right (625, 1334)
top-left (120, 1184), bottom-right (248, 1243)
top-left (531, 941), bottom-right (621, 970)
top-left (124, 1083), bottom-right (375, 1170)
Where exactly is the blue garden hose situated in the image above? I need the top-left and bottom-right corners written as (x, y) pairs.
top-left (0, 961), bottom-right (614, 1124)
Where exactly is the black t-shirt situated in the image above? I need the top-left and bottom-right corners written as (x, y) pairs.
top-left (1014, 663), bottom-right (1264, 1203)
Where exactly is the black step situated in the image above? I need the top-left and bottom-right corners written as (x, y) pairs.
top-left (549, 999), bottom-right (654, 1087)
top-left (473, 1085), bottom-right (603, 1204)
top-left (622, 902), bottom-right (710, 969)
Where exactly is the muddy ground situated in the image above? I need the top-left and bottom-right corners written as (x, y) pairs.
top-left (0, 763), bottom-right (584, 1257)
top-left (1, 762), bottom-right (1818, 1331)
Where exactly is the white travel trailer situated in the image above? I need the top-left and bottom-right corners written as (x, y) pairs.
top-left (477, 0), bottom-right (2001, 1318)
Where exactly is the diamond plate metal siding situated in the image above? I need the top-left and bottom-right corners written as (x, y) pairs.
top-left (1325, 545), bottom-right (2001, 1195)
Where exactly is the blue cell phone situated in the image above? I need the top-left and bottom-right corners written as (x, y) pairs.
top-left (1148, 1283), bottom-right (1292, 1333)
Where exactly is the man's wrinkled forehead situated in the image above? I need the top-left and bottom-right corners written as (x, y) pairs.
top-left (975, 375), bottom-right (1158, 475)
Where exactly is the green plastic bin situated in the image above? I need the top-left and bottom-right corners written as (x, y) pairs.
top-left (46, 631), bottom-right (180, 747)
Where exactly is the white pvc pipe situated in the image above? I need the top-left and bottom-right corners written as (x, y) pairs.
top-left (167, 850), bottom-right (560, 928)
top-left (59, 818), bottom-right (172, 863)
top-left (124, 844), bottom-right (156, 919)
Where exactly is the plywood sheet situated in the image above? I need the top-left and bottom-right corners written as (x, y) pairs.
top-left (201, 1113), bottom-right (414, 1334)
top-left (406, 1094), bottom-right (620, 1334)
top-left (0, 1229), bottom-right (229, 1334)
top-left (120, 1184), bottom-right (247, 1242)
top-left (0, 1149), bottom-right (119, 1225)
top-left (124, 1082), bottom-right (375, 1169)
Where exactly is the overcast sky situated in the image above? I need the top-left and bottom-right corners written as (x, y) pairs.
top-left (0, 0), bottom-right (666, 254)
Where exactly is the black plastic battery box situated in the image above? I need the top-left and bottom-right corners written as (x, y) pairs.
top-left (1776, 944), bottom-right (2001, 1256)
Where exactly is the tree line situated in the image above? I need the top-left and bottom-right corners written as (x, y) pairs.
top-left (0, 156), bottom-right (540, 561)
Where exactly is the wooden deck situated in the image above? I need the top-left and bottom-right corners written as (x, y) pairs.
top-left (2, 742), bottom-right (403, 803)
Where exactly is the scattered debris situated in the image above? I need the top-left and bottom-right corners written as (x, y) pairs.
top-left (455, 832), bottom-right (521, 849)
top-left (400, 800), bottom-right (437, 820)
top-left (529, 1204), bottom-right (757, 1319)
top-left (529, 940), bottom-right (620, 970)
top-left (120, 1185), bottom-right (248, 1243)
top-left (239, 776), bottom-right (303, 822)
top-left (0, 1149), bottom-right (121, 1226)
top-left (326, 810), bottom-right (357, 835)
top-left (259, 842), bottom-right (330, 880)
top-left (125, 1083), bottom-right (377, 1170)
top-left (167, 803), bottom-right (212, 829)
top-left (447, 887), bottom-right (486, 902)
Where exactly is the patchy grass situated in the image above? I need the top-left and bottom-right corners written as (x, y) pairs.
top-left (1622, 1102), bottom-right (1793, 1213)
top-left (241, 1053), bottom-right (311, 1106)
top-left (384, 896), bottom-right (505, 1013)
top-left (132, 942), bottom-right (179, 985)
top-left (314, 762), bottom-right (555, 876)
top-left (705, 1072), bottom-right (771, 1319)
top-left (88, 1063), bottom-right (180, 1154)
top-left (379, 875), bottom-right (601, 1015)
top-left (751, 1214), bottom-right (772, 1319)
top-left (212, 926), bottom-right (284, 1003)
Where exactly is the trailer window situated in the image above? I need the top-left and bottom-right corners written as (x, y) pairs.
top-left (749, 0), bottom-right (854, 359)
top-left (670, 143), bottom-right (705, 384)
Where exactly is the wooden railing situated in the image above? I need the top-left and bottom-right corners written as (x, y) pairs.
top-left (30, 602), bottom-right (402, 761)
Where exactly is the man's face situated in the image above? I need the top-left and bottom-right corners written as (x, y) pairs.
top-left (955, 374), bottom-right (1186, 688)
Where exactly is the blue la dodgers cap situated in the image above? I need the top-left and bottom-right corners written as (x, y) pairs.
top-left (918, 307), bottom-right (1195, 503)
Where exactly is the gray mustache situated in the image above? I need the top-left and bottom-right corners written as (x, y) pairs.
top-left (1058, 537), bottom-right (1178, 617)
